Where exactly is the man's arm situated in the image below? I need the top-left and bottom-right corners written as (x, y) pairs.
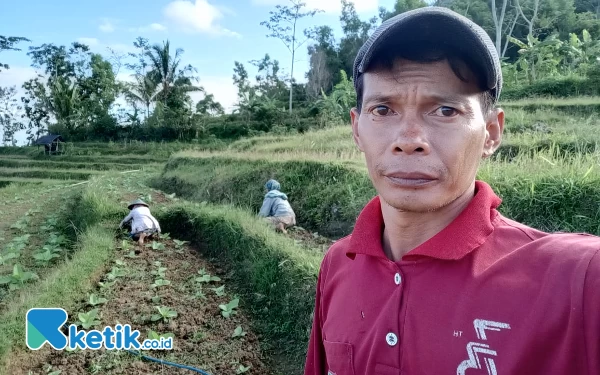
top-left (119, 212), bottom-right (132, 228)
top-left (584, 249), bottom-right (600, 372)
top-left (304, 259), bottom-right (328, 375)
top-left (258, 198), bottom-right (273, 217)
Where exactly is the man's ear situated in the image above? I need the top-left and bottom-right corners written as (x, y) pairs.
top-left (350, 107), bottom-right (364, 152)
top-left (482, 107), bottom-right (504, 158)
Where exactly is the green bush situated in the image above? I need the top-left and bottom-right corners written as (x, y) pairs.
top-left (153, 157), bottom-right (375, 238)
top-left (502, 76), bottom-right (599, 100)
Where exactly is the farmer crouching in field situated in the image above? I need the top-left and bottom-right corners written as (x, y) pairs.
top-left (119, 199), bottom-right (161, 246)
top-left (304, 7), bottom-right (600, 375)
top-left (258, 179), bottom-right (296, 234)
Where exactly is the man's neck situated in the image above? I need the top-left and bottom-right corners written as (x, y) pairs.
top-left (381, 183), bottom-right (476, 262)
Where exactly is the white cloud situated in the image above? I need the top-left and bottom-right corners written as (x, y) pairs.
top-left (252, 0), bottom-right (378, 13)
top-left (163, 0), bottom-right (240, 37)
top-left (150, 23), bottom-right (167, 31)
top-left (129, 23), bottom-right (168, 33)
top-left (100, 20), bottom-right (116, 33)
top-left (0, 66), bottom-right (38, 89)
top-left (77, 37), bottom-right (100, 46)
top-left (190, 75), bottom-right (238, 113)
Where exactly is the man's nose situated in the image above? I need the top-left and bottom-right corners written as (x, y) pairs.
top-left (390, 116), bottom-right (431, 155)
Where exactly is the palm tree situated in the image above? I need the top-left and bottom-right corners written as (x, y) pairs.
top-left (125, 73), bottom-right (161, 118)
top-left (144, 40), bottom-right (202, 105)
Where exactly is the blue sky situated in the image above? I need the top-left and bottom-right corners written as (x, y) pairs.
top-left (0, 0), bottom-right (395, 117)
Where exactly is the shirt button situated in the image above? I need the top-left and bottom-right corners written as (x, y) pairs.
top-left (386, 332), bottom-right (398, 346)
top-left (394, 273), bottom-right (402, 285)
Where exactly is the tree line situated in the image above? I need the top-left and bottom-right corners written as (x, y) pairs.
top-left (2, 0), bottom-right (600, 145)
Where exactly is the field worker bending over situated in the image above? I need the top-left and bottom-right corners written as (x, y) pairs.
top-left (119, 199), bottom-right (161, 246)
top-left (304, 6), bottom-right (600, 375)
top-left (258, 179), bottom-right (296, 234)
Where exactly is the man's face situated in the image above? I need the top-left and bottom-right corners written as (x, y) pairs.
top-left (350, 58), bottom-right (503, 213)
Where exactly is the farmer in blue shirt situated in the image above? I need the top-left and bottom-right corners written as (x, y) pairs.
top-left (258, 179), bottom-right (296, 233)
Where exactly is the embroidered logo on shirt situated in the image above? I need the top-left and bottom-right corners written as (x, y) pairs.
top-left (456, 319), bottom-right (511, 375)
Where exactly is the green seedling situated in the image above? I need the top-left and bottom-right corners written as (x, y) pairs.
top-left (232, 325), bottom-right (246, 338)
top-left (151, 306), bottom-right (178, 323)
top-left (77, 308), bottom-right (101, 329)
top-left (43, 364), bottom-right (62, 375)
top-left (195, 269), bottom-right (221, 283)
top-left (151, 279), bottom-right (171, 288)
top-left (193, 288), bottom-right (207, 300)
top-left (119, 240), bottom-right (133, 251)
top-left (33, 249), bottom-right (60, 265)
top-left (151, 267), bottom-right (167, 278)
top-left (88, 293), bottom-right (108, 306)
top-left (0, 252), bottom-right (19, 265)
top-left (10, 216), bottom-right (31, 231)
top-left (173, 239), bottom-right (189, 248)
top-left (219, 298), bottom-right (239, 318)
top-left (107, 266), bottom-right (127, 280)
top-left (0, 264), bottom-right (39, 290)
top-left (147, 330), bottom-right (174, 340)
top-left (47, 233), bottom-right (67, 246)
top-left (146, 241), bottom-right (165, 251)
top-left (191, 331), bottom-right (205, 342)
top-left (151, 296), bottom-right (161, 304)
top-left (236, 364), bottom-right (251, 374)
top-left (158, 232), bottom-right (171, 240)
top-left (125, 251), bottom-right (137, 258)
top-left (211, 285), bottom-right (226, 296)
top-left (98, 281), bottom-right (116, 289)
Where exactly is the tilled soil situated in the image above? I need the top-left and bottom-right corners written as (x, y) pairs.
top-left (9, 237), bottom-right (271, 375)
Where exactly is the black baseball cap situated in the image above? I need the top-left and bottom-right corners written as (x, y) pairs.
top-left (353, 6), bottom-right (502, 101)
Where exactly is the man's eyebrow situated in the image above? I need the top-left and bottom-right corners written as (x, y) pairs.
top-left (426, 93), bottom-right (471, 106)
top-left (363, 92), bottom-right (473, 106)
top-left (362, 93), bottom-right (396, 105)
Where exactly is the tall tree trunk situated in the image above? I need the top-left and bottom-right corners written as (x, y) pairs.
top-left (502, 12), bottom-right (519, 58)
top-left (491, 0), bottom-right (509, 55)
top-left (515, 0), bottom-right (540, 39)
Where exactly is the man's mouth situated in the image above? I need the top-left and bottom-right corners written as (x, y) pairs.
top-left (384, 172), bottom-right (438, 187)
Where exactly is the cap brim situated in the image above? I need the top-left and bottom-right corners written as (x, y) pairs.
top-left (356, 7), bottom-right (500, 98)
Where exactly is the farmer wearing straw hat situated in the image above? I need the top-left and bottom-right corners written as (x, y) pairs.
top-left (119, 198), bottom-right (161, 246)
top-left (258, 179), bottom-right (296, 234)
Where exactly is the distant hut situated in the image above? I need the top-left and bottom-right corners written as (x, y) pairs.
top-left (34, 134), bottom-right (66, 155)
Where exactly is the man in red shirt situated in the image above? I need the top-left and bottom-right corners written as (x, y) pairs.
top-left (304, 7), bottom-right (600, 375)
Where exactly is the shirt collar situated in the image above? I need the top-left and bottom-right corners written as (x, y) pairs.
top-left (347, 180), bottom-right (502, 261)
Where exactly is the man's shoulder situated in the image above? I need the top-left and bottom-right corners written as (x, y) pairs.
top-left (497, 214), bottom-right (600, 262)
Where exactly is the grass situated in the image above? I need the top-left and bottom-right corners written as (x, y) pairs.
top-left (0, 224), bottom-right (115, 368)
top-left (0, 158), bottom-right (154, 171)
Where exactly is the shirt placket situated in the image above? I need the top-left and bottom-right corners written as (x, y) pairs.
top-left (382, 259), bottom-right (405, 370)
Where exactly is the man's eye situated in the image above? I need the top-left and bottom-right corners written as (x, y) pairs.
top-left (434, 106), bottom-right (457, 117)
top-left (371, 106), bottom-right (393, 116)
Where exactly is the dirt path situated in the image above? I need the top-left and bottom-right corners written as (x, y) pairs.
top-left (8, 235), bottom-right (270, 375)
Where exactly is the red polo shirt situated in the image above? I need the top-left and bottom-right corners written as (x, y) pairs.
top-left (304, 180), bottom-right (600, 375)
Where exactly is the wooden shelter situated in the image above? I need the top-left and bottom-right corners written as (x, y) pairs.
top-left (34, 134), bottom-right (66, 155)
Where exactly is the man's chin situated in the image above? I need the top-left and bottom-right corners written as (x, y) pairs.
top-left (380, 191), bottom-right (447, 213)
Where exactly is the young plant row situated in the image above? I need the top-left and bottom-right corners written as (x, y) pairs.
top-left (0, 213), bottom-right (68, 297)
top-left (58, 236), bottom-right (252, 374)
